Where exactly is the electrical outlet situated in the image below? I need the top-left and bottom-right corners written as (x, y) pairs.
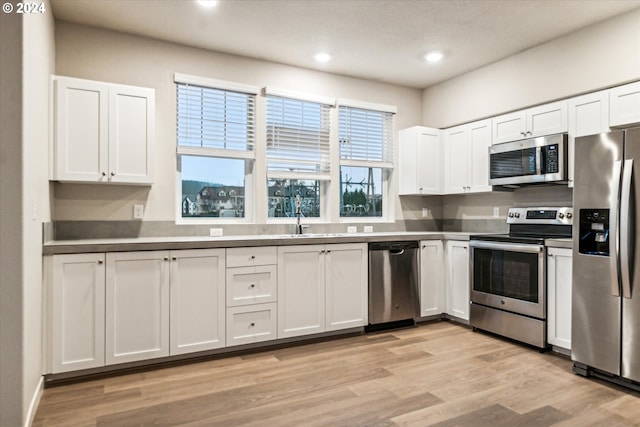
top-left (422, 208), bottom-right (430, 218)
top-left (347, 226), bottom-right (357, 233)
top-left (364, 226), bottom-right (373, 233)
top-left (209, 228), bottom-right (223, 237)
top-left (133, 204), bottom-right (144, 219)
top-left (493, 207), bottom-right (500, 218)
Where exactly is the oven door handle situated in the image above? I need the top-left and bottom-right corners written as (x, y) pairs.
top-left (469, 240), bottom-right (543, 254)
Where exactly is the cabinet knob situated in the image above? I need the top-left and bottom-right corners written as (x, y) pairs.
top-left (327, 250), bottom-right (331, 253)
top-left (250, 322), bottom-right (255, 327)
top-left (101, 172), bottom-right (107, 177)
top-left (172, 257), bottom-right (177, 261)
top-left (98, 260), bottom-right (103, 264)
top-left (250, 283), bottom-right (256, 288)
top-left (110, 171), bottom-right (115, 176)
top-left (250, 255), bottom-right (256, 259)
top-left (164, 256), bottom-right (169, 261)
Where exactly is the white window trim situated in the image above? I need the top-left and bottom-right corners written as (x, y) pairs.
top-left (264, 87), bottom-right (335, 106)
top-left (174, 73), bottom-right (260, 95)
top-left (336, 98), bottom-right (398, 114)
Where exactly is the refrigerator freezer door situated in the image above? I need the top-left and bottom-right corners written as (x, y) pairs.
top-left (572, 131), bottom-right (624, 376)
top-left (622, 127), bottom-right (640, 382)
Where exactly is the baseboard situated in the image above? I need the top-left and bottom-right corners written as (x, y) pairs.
top-left (25, 376), bottom-right (44, 427)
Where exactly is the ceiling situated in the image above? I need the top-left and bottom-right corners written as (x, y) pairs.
top-left (50, 0), bottom-right (640, 89)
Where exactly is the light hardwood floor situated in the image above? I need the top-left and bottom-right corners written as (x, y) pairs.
top-left (33, 321), bottom-right (640, 426)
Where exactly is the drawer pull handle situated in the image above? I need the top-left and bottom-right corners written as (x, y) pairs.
top-left (250, 322), bottom-right (255, 327)
top-left (250, 284), bottom-right (256, 288)
top-left (250, 255), bottom-right (256, 259)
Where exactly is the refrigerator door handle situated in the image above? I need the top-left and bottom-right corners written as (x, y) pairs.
top-left (610, 160), bottom-right (622, 297)
top-left (620, 159), bottom-right (633, 299)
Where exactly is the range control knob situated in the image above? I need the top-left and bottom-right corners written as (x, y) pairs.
top-left (558, 213), bottom-right (565, 219)
top-left (508, 212), bottom-right (514, 218)
top-left (515, 212), bottom-right (520, 218)
top-left (567, 212), bottom-right (573, 219)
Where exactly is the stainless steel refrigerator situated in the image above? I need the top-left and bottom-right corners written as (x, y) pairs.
top-left (573, 127), bottom-right (640, 388)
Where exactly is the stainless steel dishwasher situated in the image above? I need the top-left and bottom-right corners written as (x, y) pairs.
top-left (367, 241), bottom-right (420, 331)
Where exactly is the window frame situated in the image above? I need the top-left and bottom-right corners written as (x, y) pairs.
top-left (174, 73), bottom-right (258, 224)
top-left (336, 99), bottom-right (397, 223)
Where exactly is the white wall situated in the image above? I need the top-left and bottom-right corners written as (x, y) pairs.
top-left (422, 8), bottom-right (640, 128)
top-left (0, 2), bottom-right (54, 425)
top-left (53, 22), bottom-right (424, 224)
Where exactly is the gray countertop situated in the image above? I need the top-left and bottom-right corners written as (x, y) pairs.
top-left (43, 231), bottom-right (486, 255)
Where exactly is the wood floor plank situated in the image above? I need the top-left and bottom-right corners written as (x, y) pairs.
top-left (33, 321), bottom-right (640, 427)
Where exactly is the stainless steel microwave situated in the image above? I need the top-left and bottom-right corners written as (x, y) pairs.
top-left (489, 133), bottom-right (568, 186)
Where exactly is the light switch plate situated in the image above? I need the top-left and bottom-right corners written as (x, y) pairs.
top-left (422, 208), bottom-right (430, 218)
top-left (347, 226), bottom-right (357, 233)
top-left (493, 207), bottom-right (500, 218)
top-left (364, 226), bottom-right (373, 233)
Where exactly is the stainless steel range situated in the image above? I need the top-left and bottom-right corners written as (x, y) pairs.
top-left (469, 207), bottom-right (573, 349)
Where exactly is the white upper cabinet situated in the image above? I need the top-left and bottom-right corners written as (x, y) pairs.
top-left (492, 100), bottom-right (568, 144)
top-left (568, 90), bottom-right (610, 187)
top-left (610, 81), bottom-right (640, 128)
top-left (52, 76), bottom-right (155, 185)
top-left (398, 126), bottom-right (442, 195)
top-left (443, 119), bottom-right (492, 194)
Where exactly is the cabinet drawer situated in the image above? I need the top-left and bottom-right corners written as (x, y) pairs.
top-left (226, 246), bottom-right (277, 268)
top-left (226, 265), bottom-right (277, 307)
top-left (226, 303), bottom-right (277, 346)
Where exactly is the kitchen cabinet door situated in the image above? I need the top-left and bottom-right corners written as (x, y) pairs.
top-left (325, 243), bottom-right (368, 331)
top-left (468, 119), bottom-right (492, 192)
top-left (52, 77), bottom-right (109, 182)
top-left (446, 241), bottom-right (470, 321)
top-left (106, 251), bottom-right (170, 364)
top-left (527, 100), bottom-right (568, 138)
top-left (420, 240), bottom-right (444, 317)
top-left (443, 125), bottom-right (469, 194)
top-left (170, 249), bottom-right (226, 355)
top-left (48, 253), bottom-right (106, 373)
top-left (492, 111), bottom-right (526, 144)
top-left (492, 101), bottom-right (567, 144)
top-left (277, 245), bottom-right (326, 338)
top-left (547, 247), bottom-right (572, 351)
top-left (568, 90), bottom-right (610, 187)
top-left (108, 85), bottom-right (155, 184)
top-left (52, 76), bottom-right (155, 185)
top-left (398, 126), bottom-right (442, 195)
top-left (610, 81), bottom-right (640, 128)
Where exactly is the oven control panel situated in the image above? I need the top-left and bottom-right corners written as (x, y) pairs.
top-left (506, 207), bottom-right (573, 225)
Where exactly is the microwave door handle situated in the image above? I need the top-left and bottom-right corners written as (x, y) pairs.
top-left (620, 159), bottom-right (633, 299)
top-left (610, 160), bottom-right (622, 297)
top-left (536, 147), bottom-right (542, 175)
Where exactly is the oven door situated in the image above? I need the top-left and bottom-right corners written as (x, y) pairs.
top-left (469, 240), bottom-right (545, 319)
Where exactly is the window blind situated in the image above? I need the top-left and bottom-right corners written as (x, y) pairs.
top-left (176, 82), bottom-right (256, 159)
top-left (266, 95), bottom-right (331, 180)
top-left (338, 106), bottom-right (394, 168)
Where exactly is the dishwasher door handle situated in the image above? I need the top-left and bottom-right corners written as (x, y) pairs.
top-left (389, 249), bottom-right (405, 255)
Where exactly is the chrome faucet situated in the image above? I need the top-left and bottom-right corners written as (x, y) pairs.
top-left (295, 194), bottom-right (303, 234)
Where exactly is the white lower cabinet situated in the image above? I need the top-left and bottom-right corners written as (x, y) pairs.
top-left (277, 243), bottom-right (367, 339)
top-left (105, 251), bottom-right (170, 364)
top-left (105, 249), bottom-right (226, 365)
top-left (47, 253), bottom-right (106, 373)
top-left (445, 241), bottom-right (470, 321)
top-left (170, 249), bottom-right (226, 355)
top-left (226, 303), bottom-right (277, 346)
top-left (420, 240), bottom-right (445, 317)
top-left (547, 247), bottom-right (572, 350)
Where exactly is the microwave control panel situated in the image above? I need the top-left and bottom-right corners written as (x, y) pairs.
top-left (543, 144), bottom-right (559, 173)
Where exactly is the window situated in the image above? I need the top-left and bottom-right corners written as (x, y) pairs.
top-left (265, 90), bottom-right (333, 218)
top-left (338, 102), bottom-right (395, 218)
top-left (175, 74), bottom-right (258, 220)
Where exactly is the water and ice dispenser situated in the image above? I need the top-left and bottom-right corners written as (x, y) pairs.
top-left (579, 209), bottom-right (610, 256)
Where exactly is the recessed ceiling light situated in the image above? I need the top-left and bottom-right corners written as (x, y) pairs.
top-left (425, 51), bottom-right (444, 63)
top-left (315, 53), bottom-right (331, 63)
top-left (196, 0), bottom-right (218, 8)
